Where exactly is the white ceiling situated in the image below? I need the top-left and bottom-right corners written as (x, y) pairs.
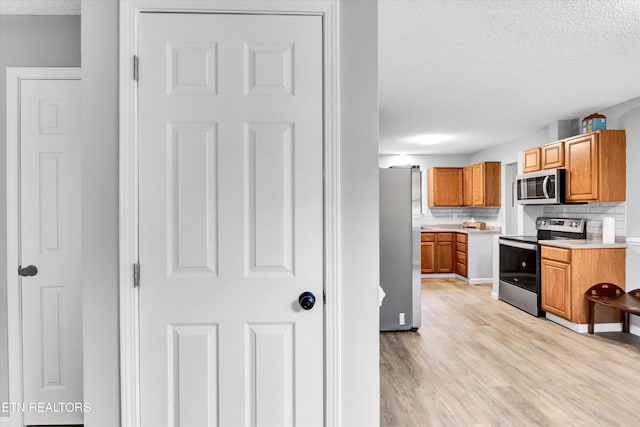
top-left (0, 0), bottom-right (80, 15)
top-left (4, 0), bottom-right (638, 155)
top-left (379, 0), bottom-right (640, 154)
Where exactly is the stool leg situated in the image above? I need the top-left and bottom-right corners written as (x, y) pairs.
top-left (588, 300), bottom-right (595, 334)
top-left (623, 311), bottom-right (630, 333)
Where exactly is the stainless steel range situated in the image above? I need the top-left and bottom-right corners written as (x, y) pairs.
top-left (498, 217), bottom-right (586, 316)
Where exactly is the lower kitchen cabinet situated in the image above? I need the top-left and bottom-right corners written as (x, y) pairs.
top-left (541, 245), bottom-right (625, 324)
top-left (421, 232), bottom-right (467, 276)
top-left (421, 233), bottom-right (435, 274)
top-left (435, 233), bottom-right (454, 273)
top-left (455, 233), bottom-right (468, 278)
top-left (541, 258), bottom-right (571, 319)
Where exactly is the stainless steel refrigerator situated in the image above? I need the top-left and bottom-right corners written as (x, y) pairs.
top-left (379, 166), bottom-right (422, 331)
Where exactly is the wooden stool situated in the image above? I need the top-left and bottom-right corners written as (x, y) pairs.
top-left (585, 283), bottom-right (640, 334)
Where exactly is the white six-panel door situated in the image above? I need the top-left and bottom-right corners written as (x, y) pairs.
top-left (19, 78), bottom-right (83, 425)
top-left (138, 13), bottom-right (323, 426)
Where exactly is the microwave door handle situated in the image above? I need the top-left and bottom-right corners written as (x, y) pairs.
top-left (542, 175), bottom-right (550, 198)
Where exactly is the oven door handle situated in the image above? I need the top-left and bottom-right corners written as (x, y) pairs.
top-left (499, 239), bottom-right (538, 251)
top-left (542, 176), bottom-right (550, 199)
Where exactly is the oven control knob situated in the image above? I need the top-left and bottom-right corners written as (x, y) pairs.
top-left (571, 221), bottom-right (577, 227)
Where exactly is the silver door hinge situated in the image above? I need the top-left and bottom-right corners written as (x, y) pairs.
top-left (133, 55), bottom-right (139, 81)
top-left (133, 263), bottom-right (140, 288)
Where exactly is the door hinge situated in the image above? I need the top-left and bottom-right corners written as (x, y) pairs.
top-left (323, 290), bottom-right (326, 305)
top-left (133, 55), bottom-right (139, 81)
top-left (133, 263), bottom-right (140, 288)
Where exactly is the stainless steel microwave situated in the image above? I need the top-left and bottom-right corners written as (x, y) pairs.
top-left (516, 169), bottom-right (564, 205)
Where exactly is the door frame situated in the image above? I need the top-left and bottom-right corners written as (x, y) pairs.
top-left (5, 67), bottom-right (82, 427)
top-left (119, 1), bottom-right (341, 426)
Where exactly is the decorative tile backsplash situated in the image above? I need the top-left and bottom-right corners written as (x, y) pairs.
top-left (420, 207), bottom-right (501, 225)
top-left (542, 202), bottom-right (626, 236)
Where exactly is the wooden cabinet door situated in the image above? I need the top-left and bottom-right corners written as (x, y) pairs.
top-left (523, 147), bottom-right (541, 173)
top-left (428, 168), bottom-right (463, 206)
top-left (421, 241), bottom-right (435, 273)
top-left (565, 134), bottom-right (598, 202)
top-left (541, 258), bottom-right (571, 320)
top-left (472, 163), bottom-right (484, 206)
top-left (462, 166), bottom-right (473, 206)
top-left (541, 141), bottom-right (564, 169)
top-left (435, 240), bottom-right (454, 273)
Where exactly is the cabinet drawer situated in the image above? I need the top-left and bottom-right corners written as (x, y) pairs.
top-left (437, 233), bottom-right (453, 242)
top-left (456, 242), bottom-right (466, 253)
top-left (456, 233), bottom-right (467, 243)
top-left (456, 262), bottom-right (467, 277)
top-left (421, 233), bottom-right (435, 242)
top-left (456, 251), bottom-right (467, 265)
top-left (541, 245), bottom-right (571, 263)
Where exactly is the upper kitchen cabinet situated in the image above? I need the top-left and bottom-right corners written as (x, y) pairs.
top-left (462, 166), bottom-right (473, 206)
top-left (541, 141), bottom-right (565, 169)
top-left (523, 141), bottom-right (565, 172)
top-left (523, 147), bottom-right (542, 172)
top-left (564, 130), bottom-right (626, 203)
top-left (428, 167), bottom-right (463, 207)
top-left (471, 161), bottom-right (501, 206)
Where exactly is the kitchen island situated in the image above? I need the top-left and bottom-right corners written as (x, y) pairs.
top-left (421, 224), bottom-right (500, 284)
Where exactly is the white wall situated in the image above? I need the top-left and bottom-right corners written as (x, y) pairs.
top-left (0, 15), bottom-right (81, 413)
top-left (598, 96), bottom-right (640, 331)
top-left (340, 1), bottom-right (380, 425)
top-left (470, 127), bottom-right (549, 233)
top-left (81, 1), bottom-right (120, 425)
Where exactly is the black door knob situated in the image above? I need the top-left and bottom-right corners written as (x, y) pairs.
top-left (18, 265), bottom-right (38, 277)
top-left (298, 291), bottom-right (316, 310)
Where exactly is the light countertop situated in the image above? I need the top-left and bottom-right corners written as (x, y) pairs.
top-left (539, 238), bottom-right (627, 249)
top-left (421, 224), bottom-right (501, 235)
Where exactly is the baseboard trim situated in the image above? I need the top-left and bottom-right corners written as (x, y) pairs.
top-left (421, 273), bottom-right (456, 279)
top-left (468, 277), bottom-right (492, 285)
top-left (545, 313), bottom-right (622, 333)
top-left (420, 273), bottom-right (492, 286)
top-left (491, 291), bottom-right (499, 300)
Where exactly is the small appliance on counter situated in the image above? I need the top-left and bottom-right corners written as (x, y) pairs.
top-left (462, 220), bottom-right (486, 230)
top-left (498, 217), bottom-right (587, 316)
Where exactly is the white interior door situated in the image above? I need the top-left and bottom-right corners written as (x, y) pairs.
top-left (19, 78), bottom-right (83, 425)
top-left (138, 13), bottom-right (323, 426)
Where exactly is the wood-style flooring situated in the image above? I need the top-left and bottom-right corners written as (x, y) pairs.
top-left (380, 278), bottom-right (640, 427)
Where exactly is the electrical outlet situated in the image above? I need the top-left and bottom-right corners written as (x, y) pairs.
top-left (399, 312), bottom-right (405, 325)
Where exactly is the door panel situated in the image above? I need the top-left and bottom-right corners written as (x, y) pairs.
top-left (20, 79), bottom-right (83, 425)
top-left (138, 13), bottom-right (323, 426)
top-left (566, 134), bottom-right (598, 201)
top-left (541, 259), bottom-right (571, 319)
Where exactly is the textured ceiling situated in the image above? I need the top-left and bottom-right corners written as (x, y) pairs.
top-left (0, 0), bottom-right (80, 15)
top-left (379, 0), bottom-right (640, 154)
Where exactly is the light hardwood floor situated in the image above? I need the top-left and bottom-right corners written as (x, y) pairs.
top-left (380, 278), bottom-right (640, 426)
